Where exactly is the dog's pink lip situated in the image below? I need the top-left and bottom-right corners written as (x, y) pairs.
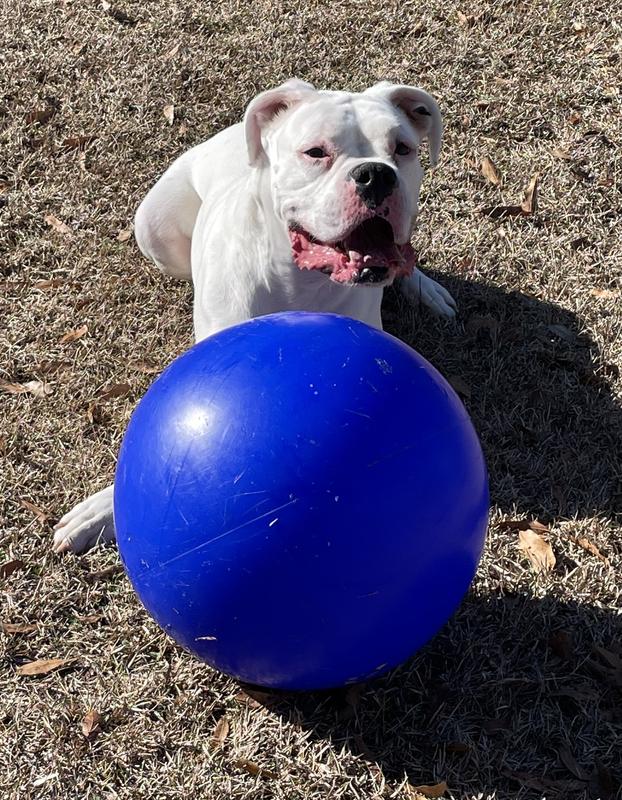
top-left (288, 217), bottom-right (417, 285)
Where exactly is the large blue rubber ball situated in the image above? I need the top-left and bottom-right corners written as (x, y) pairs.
top-left (114, 312), bottom-right (488, 690)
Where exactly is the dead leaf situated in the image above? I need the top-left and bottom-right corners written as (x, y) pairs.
top-left (16, 658), bottom-right (70, 676)
top-left (481, 156), bottom-right (502, 186)
top-left (2, 622), bottom-right (38, 634)
top-left (552, 146), bottom-right (571, 160)
top-left (103, 4), bottom-right (137, 24)
top-left (234, 690), bottom-right (263, 708)
top-left (558, 745), bottom-right (589, 781)
top-left (517, 529), bottom-right (556, 572)
top-left (521, 173), bottom-right (539, 215)
top-left (84, 565), bottom-right (123, 583)
top-left (0, 379), bottom-right (28, 395)
top-left (44, 214), bottom-right (72, 237)
top-left (456, 11), bottom-right (470, 26)
top-left (164, 42), bottom-right (180, 59)
top-left (75, 613), bottom-right (104, 624)
top-left (20, 499), bottom-right (50, 525)
top-left (61, 135), bottom-right (95, 150)
top-left (130, 359), bottom-right (160, 374)
top-left (22, 380), bottom-right (52, 398)
top-left (567, 110), bottom-right (582, 125)
top-left (572, 20), bottom-right (587, 32)
top-left (97, 382), bottom-right (131, 401)
top-left (60, 324), bottom-right (88, 344)
top-left (209, 716), bottom-right (229, 749)
top-left (1, 559), bottom-right (26, 578)
top-left (590, 287), bottom-right (620, 299)
top-left (499, 519), bottom-right (549, 532)
top-left (86, 402), bottom-right (104, 425)
top-left (117, 228), bottom-right (132, 242)
top-left (574, 537), bottom-right (610, 566)
top-left (34, 278), bottom-right (67, 289)
top-left (549, 630), bottom-right (574, 660)
top-left (26, 108), bottom-right (55, 125)
top-left (408, 781), bottom-right (449, 798)
top-left (81, 709), bottom-right (102, 740)
top-left (163, 104), bottom-right (175, 125)
top-left (235, 759), bottom-right (278, 780)
top-left (179, 121), bottom-right (189, 135)
top-left (448, 375), bottom-right (471, 399)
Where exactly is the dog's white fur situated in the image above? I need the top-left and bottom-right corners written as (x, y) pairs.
top-left (53, 80), bottom-right (456, 554)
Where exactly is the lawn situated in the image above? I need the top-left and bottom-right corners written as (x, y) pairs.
top-left (1, 1), bottom-right (621, 798)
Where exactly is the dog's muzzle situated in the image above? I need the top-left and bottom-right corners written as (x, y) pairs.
top-left (348, 162), bottom-right (397, 209)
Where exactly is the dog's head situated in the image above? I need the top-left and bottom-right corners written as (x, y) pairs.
top-left (245, 79), bottom-right (442, 287)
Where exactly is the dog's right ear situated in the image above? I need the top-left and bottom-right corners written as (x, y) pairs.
top-left (245, 79), bottom-right (316, 166)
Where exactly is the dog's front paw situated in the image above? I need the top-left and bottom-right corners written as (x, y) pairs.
top-left (401, 271), bottom-right (457, 318)
top-left (53, 484), bottom-right (116, 554)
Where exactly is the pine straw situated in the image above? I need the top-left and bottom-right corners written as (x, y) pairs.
top-left (1, 1), bottom-right (621, 798)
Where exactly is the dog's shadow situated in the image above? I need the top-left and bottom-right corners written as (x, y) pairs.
top-left (243, 275), bottom-right (622, 799)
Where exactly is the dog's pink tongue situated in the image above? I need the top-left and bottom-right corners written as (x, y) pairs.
top-left (289, 230), bottom-right (416, 283)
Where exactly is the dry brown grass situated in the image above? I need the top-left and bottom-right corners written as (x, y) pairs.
top-left (1, 1), bottom-right (621, 798)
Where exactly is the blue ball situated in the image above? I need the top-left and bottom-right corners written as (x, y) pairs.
top-left (115, 312), bottom-right (488, 690)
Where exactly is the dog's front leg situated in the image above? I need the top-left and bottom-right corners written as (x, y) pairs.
top-left (399, 270), bottom-right (457, 318)
top-left (52, 484), bottom-right (115, 554)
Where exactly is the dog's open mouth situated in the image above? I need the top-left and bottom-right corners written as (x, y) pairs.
top-left (289, 217), bottom-right (417, 285)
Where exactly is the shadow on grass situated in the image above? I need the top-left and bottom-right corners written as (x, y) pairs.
top-left (244, 593), bottom-right (621, 800)
top-left (382, 271), bottom-right (622, 521)
top-left (242, 275), bottom-right (621, 799)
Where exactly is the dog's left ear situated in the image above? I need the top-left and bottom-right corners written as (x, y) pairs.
top-left (365, 82), bottom-right (443, 167)
top-left (245, 79), bottom-right (317, 166)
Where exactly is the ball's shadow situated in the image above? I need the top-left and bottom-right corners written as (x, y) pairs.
top-left (241, 275), bottom-right (621, 799)
top-left (383, 271), bottom-right (622, 521)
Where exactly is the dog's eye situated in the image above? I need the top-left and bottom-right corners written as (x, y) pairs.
top-left (395, 142), bottom-right (412, 156)
top-left (304, 147), bottom-right (328, 159)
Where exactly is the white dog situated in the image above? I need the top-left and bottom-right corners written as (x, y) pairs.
top-left (53, 79), bottom-right (456, 554)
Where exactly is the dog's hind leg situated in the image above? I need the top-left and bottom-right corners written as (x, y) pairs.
top-left (134, 148), bottom-right (203, 281)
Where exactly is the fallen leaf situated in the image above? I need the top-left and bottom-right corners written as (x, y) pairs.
top-left (164, 42), bottom-right (180, 59)
top-left (81, 709), bottom-right (102, 739)
top-left (129, 359), bottom-right (160, 374)
top-left (234, 690), bottom-right (263, 708)
top-left (549, 630), bottom-right (574, 660)
top-left (572, 20), bottom-right (587, 32)
top-left (2, 622), bottom-right (38, 634)
top-left (20, 499), bottom-right (50, 524)
top-left (163, 104), bottom-right (175, 125)
top-left (179, 121), bottom-right (189, 135)
top-left (84, 565), bottom-right (123, 583)
top-left (448, 375), bottom-right (471, 398)
top-left (22, 380), bottom-right (52, 399)
top-left (60, 324), bottom-right (88, 344)
top-left (498, 519), bottom-right (550, 532)
top-left (16, 658), bottom-right (70, 676)
top-left (590, 287), bottom-right (620, 299)
top-left (521, 173), bottom-right (539, 215)
top-left (517, 529), bottom-right (556, 572)
top-left (61, 135), bottom-right (95, 150)
top-left (552, 146), bottom-right (571, 159)
top-left (0, 559), bottom-right (26, 578)
top-left (0, 379), bottom-right (28, 395)
top-left (408, 781), bottom-right (449, 798)
top-left (567, 110), bottom-right (582, 125)
top-left (97, 382), bottom-right (131, 401)
top-left (86, 402), bottom-right (104, 425)
top-left (26, 108), bottom-right (54, 125)
top-left (103, 4), bottom-right (137, 24)
top-left (481, 156), bottom-right (502, 186)
top-left (456, 11), bottom-right (470, 26)
top-left (235, 759), bottom-right (278, 780)
top-left (558, 745), bottom-right (589, 781)
top-left (117, 228), bottom-right (132, 242)
top-left (353, 733), bottom-right (376, 760)
top-left (44, 214), bottom-right (72, 237)
top-left (209, 716), bottom-right (229, 749)
top-left (34, 278), bottom-right (67, 289)
top-left (75, 613), bottom-right (104, 624)
top-left (574, 537), bottom-right (610, 566)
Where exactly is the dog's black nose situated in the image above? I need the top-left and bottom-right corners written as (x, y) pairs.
top-left (348, 162), bottom-right (397, 209)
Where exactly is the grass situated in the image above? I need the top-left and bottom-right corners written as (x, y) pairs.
top-left (1, 0), bottom-right (621, 798)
